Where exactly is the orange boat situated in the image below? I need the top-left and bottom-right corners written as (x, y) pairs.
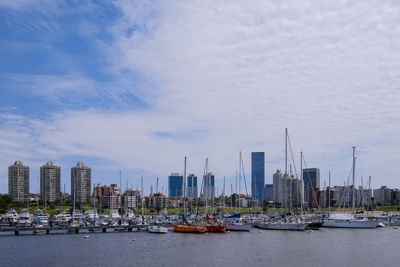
top-left (173, 224), bottom-right (207, 233)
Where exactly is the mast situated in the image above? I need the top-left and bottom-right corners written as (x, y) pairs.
top-left (300, 151), bottom-right (303, 180)
top-left (120, 170), bottom-right (123, 219)
top-left (238, 151), bottom-right (241, 211)
top-left (368, 175), bottom-right (372, 215)
top-left (141, 170), bottom-right (144, 217)
top-left (235, 171), bottom-right (238, 213)
top-left (205, 158), bottom-right (208, 215)
top-left (352, 146), bottom-right (356, 215)
top-left (230, 183), bottom-right (233, 210)
top-left (93, 183), bottom-right (96, 224)
top-left (223, 176), bottom-right (226, 209)
top-left (183, 156), bottom-right (187, 215)
top-left (285, 128), bottom-right (288, 175)
top-left (328, 171), bottom-right (331, 216)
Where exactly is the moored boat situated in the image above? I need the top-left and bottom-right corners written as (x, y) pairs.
top-left (322, 215), bottom-right (381, 229)
top-left (255, 221), bottom-right (308, 231)
top-left (205, 225), bottom-right (226, 232)
top-left (173, 224), bottom-right (207, 233)
top-left (226, 223), bottom-right (251, 231)
top-left (148, 225), bottom-right (168, 233)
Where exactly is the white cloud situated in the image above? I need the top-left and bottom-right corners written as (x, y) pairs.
top-left (1, 0), bottom-right (400, 192)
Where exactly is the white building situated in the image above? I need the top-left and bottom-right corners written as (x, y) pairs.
top-left (273, 170), bottom-right (303, 208)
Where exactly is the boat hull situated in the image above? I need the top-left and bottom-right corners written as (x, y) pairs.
top-left (206, 225), bottom-right (226, 233)
top-left (148, 226), bottom-right (168, 234)
top-left (173, 225), bottom-right (207, 233)
top-left (226, 224), bottom-right (251, 231)
top-left (323, 219), bottom-right (380, 228)
top-left (255, 222), bottom-right (308, 231)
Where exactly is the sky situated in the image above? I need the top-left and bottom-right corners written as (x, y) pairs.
top-left (1, 0), bottom-right (400, 195)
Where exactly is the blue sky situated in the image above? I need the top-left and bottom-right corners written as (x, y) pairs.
top-left (1, 0), bottom-right (400, 195)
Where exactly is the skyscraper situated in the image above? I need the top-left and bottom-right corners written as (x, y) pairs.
top-left (202, 172), bottom-right (215, 200)
top-left (273, 170), bottom-right (304, 208)
top-left (71, 161), bottom-right (92, 205)
top-left (8, 161), bottom-right (29, 203)
top-left (264, 184), bottom-right (273, 202)
top-left (251, 152), bottom-right (265, 203)
top-left (273, 170), bottom-right (282, 204)
top-left (303, 168), bottom-right (320, 206)
top-left (40, 161), bottom-right (61, 204)
top-left (168, 173), bottom-right (183, 198)
top-left (187, 174), bottom-right (198, 199)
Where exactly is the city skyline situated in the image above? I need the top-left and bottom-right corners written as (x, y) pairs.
top-left (1, 1), bottom-right (400, 194)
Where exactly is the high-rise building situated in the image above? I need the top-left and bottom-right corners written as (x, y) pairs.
top-left (71, 161), bottom-right (91, 205)
top-left (187, 174), bottom-right (198, 199)
top-left (168, 173), bottom-right (183, 198)
top-left (373, 186), bottom-right (391, 206)
top-left (303, 168), bottom-right (320, 206)
top-left (122, 189), bottom-right (141, 209)
top-left (8, 161), bottom-right (29, 203)
top-left (40, 161), bottom-right (61, 204)
top-left (273, 170), bottom-right (303, 208)
top-left (202, 172), bottom-right (215, 200)
top-left (251, 152), bottom-right (265, 203)
top-left (264, 184), bottom-right (273, 202)
top-left (273, 170), bottom-right (283, 204)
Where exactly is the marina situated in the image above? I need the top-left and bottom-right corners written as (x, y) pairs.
top-left (0, 210), bottom-right (397, 236)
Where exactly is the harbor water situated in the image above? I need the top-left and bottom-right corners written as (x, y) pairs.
top-left (1, 227), bottom-right (399, 267)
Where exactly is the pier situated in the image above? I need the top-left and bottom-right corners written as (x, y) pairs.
top-left (0, 224), bottom-right (160, 236)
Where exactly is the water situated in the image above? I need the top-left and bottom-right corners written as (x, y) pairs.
top-left (1, 227), bottom-right (399, 266)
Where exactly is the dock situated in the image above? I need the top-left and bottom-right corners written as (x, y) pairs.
top-left (0, 224), bottom-right (167, 235)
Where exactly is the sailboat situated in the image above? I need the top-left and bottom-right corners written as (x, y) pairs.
top-left (225, 152), bottom-right (252, 231)
top-left (173, 157), bottom-right (207, 233)
top-left (255, 129), bottom-right (308, 231)
top-left (322, 147), bottom-right (381, 229)
top-left (225, 213), bottom-right (252, 231)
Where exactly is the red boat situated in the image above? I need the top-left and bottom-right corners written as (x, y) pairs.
top-left (206, 225), bottom-right (227, 233)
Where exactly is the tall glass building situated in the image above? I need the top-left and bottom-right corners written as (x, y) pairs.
top-left (202, 173), bottom-right (215, 200)
top-left (303, 168), bottom-right (320, 206)
top-left (187, 174), bottom-right (198, 199)
top-left (168, 173), bottom-right (183, 198)
top-left (251, 152), bottom-right (265, 203)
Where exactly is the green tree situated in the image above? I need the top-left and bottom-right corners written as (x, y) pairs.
top-left (0, 194), bottom-right (13, 213)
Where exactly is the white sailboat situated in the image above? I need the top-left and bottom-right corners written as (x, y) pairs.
top-left (323, 147), bottom-right (381, 229)
top-left (255, 129), bottom-right (308, 231)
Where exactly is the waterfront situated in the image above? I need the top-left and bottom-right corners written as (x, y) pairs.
top-left (1, 227), bottom-right (399, 267)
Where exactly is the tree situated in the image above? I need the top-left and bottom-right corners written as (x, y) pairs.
top-left (0, 194), bottom-right (13, 213)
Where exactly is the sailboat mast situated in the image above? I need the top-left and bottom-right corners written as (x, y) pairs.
top-left (120, 170), bottom-right (123, 219)
top-left (285, 128), bottom-right (288, 175)
top-left (235, 171), bottom-right (238, 213)
top-left (93, 183), bottom-right (96, 224)
top-left (223, 176), bottom-right (226, 209)
top-left (141, 171), bottom-right (144, 217)
top-left (183, 156), bottom-right (187, 215)
top-left (205, 158), bottom-right (208, 215)
top-left (352, 146), bottom-right (356, 215)
top-left (328, 171), bottom-right (331, 216)
top-left (300, 151), bottom-right (303, 180)
top-left (238, 151), bottom-right (241, 211)
top-left (230, 184), bottom-right (233, 209)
